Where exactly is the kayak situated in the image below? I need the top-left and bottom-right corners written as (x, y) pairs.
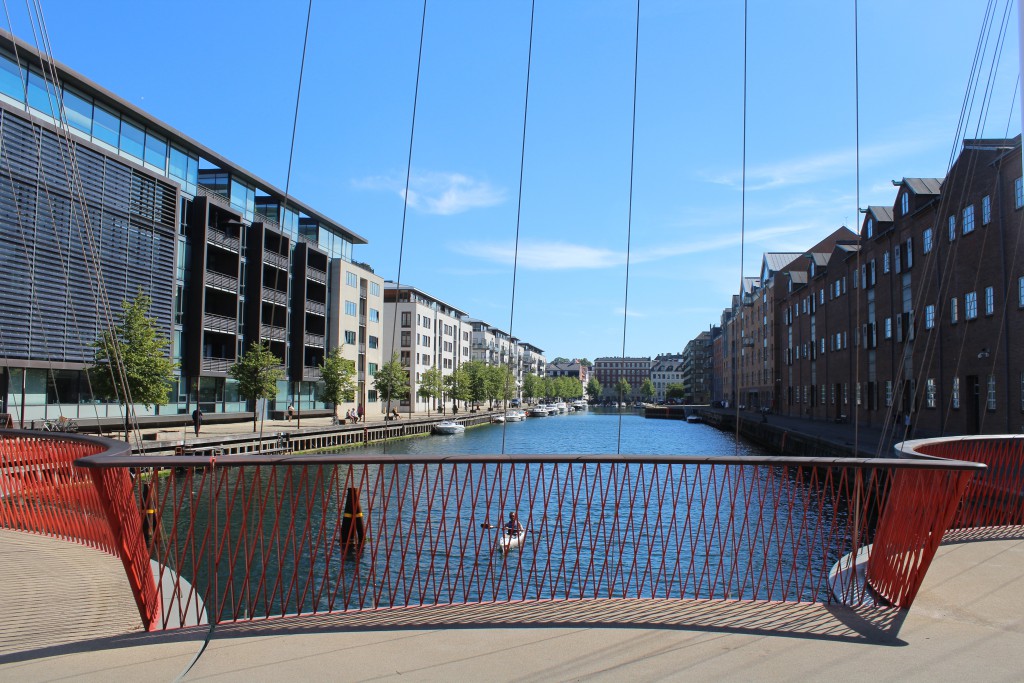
top-left (497, 528), bottom-right (526, 553)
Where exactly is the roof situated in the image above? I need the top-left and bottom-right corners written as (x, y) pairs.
top-left (811, 253), bottom-right (830, 267)
top-left (789, 271), bottom-right (808, 285)
top-left (741, 277), bottom-right (760, 294)
top-left (384, 283), bottom-right (469, 317)
top-left (902, 178), bottom-right (943, 196)
top-left (763, 252), bottom-right (804, 273)
top-left (867, 206), bottom-right (894, 222)
top-left (836, 243), bottom-right (861, 254)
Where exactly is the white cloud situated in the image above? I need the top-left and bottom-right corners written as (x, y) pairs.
top-left (453, 241), bottom-right (626, 270)
top-left (353, 171), bottom-right (505, 215)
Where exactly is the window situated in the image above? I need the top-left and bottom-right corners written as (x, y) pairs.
top-left (0, 54), bottom-right (24, 102)
top-left (923, 228), bottom-right (933, 254)
top-left (1019, 276), bottom-right (1024, 307)
top-left (962, 205), bottom-right (975, 235)
top-left (93, 104), bottom-right (120, 148)
top-left (401, 311), bottom-right (411, 327)
top-left (894, 245), bottom-right (901, 273)
top-left (948, 215), bottom-right (956, 242)
top-left (26, 70), bottom-right (55, 116)
top-left (370, 282), bottom-right (381, 296)
top-left (952, 377), bottom-right (960, 409)
top-left (400, 351), bottom-right (410, 366)
top-left (965, 291), bottom-right (977, 320)
top-left (950, 297), bottom-right (958, 324)
top-left (62, 88), bottom-right (92, 134)
top-left (401, 331), bottom-right (411, 347)
top-left (866, 218), bottom-right (874, 238)
top-left (344, 300), bottom-right (357, 316)
top-left (926, 379), bottom-right (937, 408)
top-left (985, 286), bottom-right (994, 316)
top-left (885, 380), bottom-right (893, 406)
top-left (905, 238), bottom-right (913, 269)
top-left (368, 335), bottom-right (378, 349)
top-left (1016, 177), bottom-right (1023, 209)
top-left (369, 308), bottom-right (380, 323)
top-left (144, 131), bottom-right (167, 170)
top-left (119, 118), bottom-right (145, 160)
top-left (925, 304), bottom-right (935, 329)
top-left (987, 375), bottom-right (997, 411)
top-left (368, 363), bottom-right (378, 376)
top-left (982, 195), bottom-right (991, 225)
top-left (883, 252), bottom-right (890, 273)
top-left (901, 192), bottom-right (910, 216)
top-left (884, 317), bottom-right (892, 339)
top-left (344, 330), bottom-right (356, 345)
top-left (346, 271), bottom-right (358, 287)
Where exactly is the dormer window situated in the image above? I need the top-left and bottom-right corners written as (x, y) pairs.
top-left (810, 263), bottom-right (815, 277)
top-left (901, 192), bottom-right (910, 215)
top-left (866, 218), bottom-right (874, 238)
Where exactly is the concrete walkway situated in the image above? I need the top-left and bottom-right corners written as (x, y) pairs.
top-left (1, 529), bottom-right (1022, 682)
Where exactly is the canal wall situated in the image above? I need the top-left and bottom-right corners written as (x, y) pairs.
top-left (133, 412), bottom-right (500, 457)
top-left (697, 409), bottom-right (888, 460)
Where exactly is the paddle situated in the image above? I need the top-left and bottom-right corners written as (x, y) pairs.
top-left (480, 523), bottom-right (540, 534)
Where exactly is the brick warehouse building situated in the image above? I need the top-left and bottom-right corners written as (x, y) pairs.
top-left (0, 30), bottom-right (378, 425)
top-left (772, 138), bottom-right (1024, 437)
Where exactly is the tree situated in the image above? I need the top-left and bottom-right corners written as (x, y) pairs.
top-left (319, 346), bottom-right (356, 418)
top-left (522, 372), bottom-right (540, 403)
top-left (90, 291), bottom-right (177, 439)
top-left (373, 354), bottom-right (410, 416)
top-left (616, 378), bottom-right (631, 402)
top-left (666, 383), bottom-right (686, 401)
top-left (230, 342), bottom-right (285, 434)
top-left (418, 366), bottom-right (444, 416)
top-left (551, 356), bottom-right (571, 365)
top-left (461, 360), bottom-right (488, 409)
top-left (444, 366), bottom-right (471, 412)
top-left (586, 376), bottom-right (602, 402)
top-left (640, 378), bottom-right (655, 402)
top-left (578, 358), bottom-right (593, 368)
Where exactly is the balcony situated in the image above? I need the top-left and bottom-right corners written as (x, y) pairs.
top-left (307, 266), bottom-right (327, 284)
top-left (305, 300), bottom-right (326, 316)
top-left (304, 333), bottom-right (325, 348)
top-left (260, 324), bottom-right (287, 342)
top-left (302, 366), bottom-right (322, 382)
top-left (262, 287), bottom-right (288, 306)
top-left (202, 313), bottom-right (237, 334)
top-left (263, 251), bottom-right (289, 270)
top-left (206, 227), bottom-right (240, 253)
top-left (200, 356), bottom-right (233, 373)
top-left (206, 270), bottom-right (238, 292)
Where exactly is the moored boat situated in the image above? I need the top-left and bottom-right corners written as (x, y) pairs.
top-left (433, 420), bottom-right (465, 435)
top-left (505, 410), bottom-right (525, 422)
top-left (528, 406), bottom-right (549, 417)
top-left (555, 401), bottom-right (567, 413)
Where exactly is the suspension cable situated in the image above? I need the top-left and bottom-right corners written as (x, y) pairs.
top-left (733, 0), bottom-right (747, 456)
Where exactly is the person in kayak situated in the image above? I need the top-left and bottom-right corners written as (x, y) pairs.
top-left (505, 511), bottom-right (523, 536)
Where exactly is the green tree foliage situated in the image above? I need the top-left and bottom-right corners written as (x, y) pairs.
top-left (550, 356), bottom-right (571, 365)
top-left (640, 378), bottom-right (655, 402)
top-left (319, 346), bottom-right (356, 417)
top-left (90, 291), bottom-right (178, 409)
top-left (521, 372), bottom-right (539, 402)
top-left (586, 376), bottom-right (602, 401)
top-left (90, 292), bottom-right (177, 439)
top-left (577, 358), bottom-right (593, 367)
top-left (373, 354), bottom-right (410, 414)
top-left (666, 383), bottom-right (686, 400)
top-left (444, 366), bottom-right (471, 412)
top-left (418, 366), bottom-right (444, 415)
top-left (230, 342), bottom-right (285, 433)
top-left (553, 376), bottom-right (583, 400)
top-left (616, 377), bottom-right (631, 401)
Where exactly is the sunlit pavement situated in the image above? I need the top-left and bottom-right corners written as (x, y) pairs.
top-left (2, 529), bottom-right (1022, 682)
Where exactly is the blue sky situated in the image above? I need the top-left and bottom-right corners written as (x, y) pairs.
top-left (19, 1), bottom-right (1020, 361)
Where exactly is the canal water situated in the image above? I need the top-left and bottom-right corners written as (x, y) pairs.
top-left (352, 407), bottom-right (767, 457)
top-left (160, 409), bottom-right (857, 620)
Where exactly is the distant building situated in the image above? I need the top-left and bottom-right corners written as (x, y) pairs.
top-left (682, 332), bottom-right (713, 404)
top-left (650, 353), bottom-right (684, 402)
top-left (592, 357), bottom-right (651, 401)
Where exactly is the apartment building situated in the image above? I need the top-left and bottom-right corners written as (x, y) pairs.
top-left (650, 353), bottom-right (684, 402)
top-left (593, 357), bottom-right (651, 401)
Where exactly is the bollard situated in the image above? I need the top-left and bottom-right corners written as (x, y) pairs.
top-left (341, 486), bottom-right (365, 552)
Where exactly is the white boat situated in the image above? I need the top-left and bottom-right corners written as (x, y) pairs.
top-left (529, 406), bottom-right (549, 417)
top-left (545, 405), bottom-right (559, 415)
top-left (433, 420), bottom-right (465, 435)
top-left (492, 414), bottom-right (506, 423)
top-left (497, 528), bottom-right (526, 553)
top-left (555, 401), bottom-right (567, 413)
top-left (505, 410), bottom-right (525, 422)
top-left (686, 414), bottom-right (702, 424)
top-left (572, 400), bottom-right (588, 410)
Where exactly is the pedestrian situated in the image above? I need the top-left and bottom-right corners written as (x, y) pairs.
top-left (191, 407), bottom-right (203, 436)
top-left (287, 404), bottom-right (295, 421)
top-left (357, 403), bottom-right (364, 423)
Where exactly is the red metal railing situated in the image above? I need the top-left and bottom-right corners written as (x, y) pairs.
top-left (72, 451), bottom-right (982, 630)
top-left (899, 435), bottom-right (1024, 529)
top-left (0, 430), bottom-right (160, 629)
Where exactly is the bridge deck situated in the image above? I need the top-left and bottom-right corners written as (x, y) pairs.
top-left (1, 528), bottom-right (1022, 681)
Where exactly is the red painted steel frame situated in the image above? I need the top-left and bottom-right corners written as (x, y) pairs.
top-left (0, 430), bottom-right (160, 629)
top-left (74, 451), bottom-right (984, 629)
